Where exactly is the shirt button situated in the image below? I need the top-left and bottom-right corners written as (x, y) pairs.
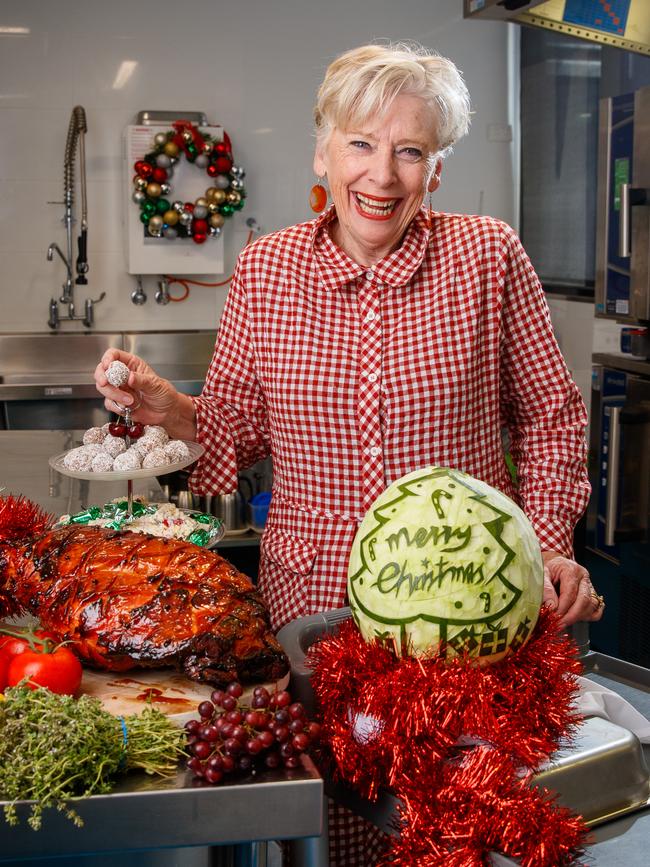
top-left (369, 446), bottom-right (381, 457)
top-left (365, 311), bottom-right (376, 322)
top-left (367, 372), bottom-right (378, 383)
top-left (365, 270), bottom-right (374, 280)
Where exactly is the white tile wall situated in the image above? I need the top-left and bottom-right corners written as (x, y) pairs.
top-left (0, 0), bottom-right (515, 334)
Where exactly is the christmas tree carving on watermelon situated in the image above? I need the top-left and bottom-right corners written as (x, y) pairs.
top-left (347, 466), bottom-right (544, 663)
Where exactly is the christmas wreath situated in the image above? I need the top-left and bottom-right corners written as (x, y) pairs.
top-left (131, 120), bottom-right (246, 245)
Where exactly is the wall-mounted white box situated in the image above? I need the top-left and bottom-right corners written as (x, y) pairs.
top-left (123, 124), bottom-right (225, 276)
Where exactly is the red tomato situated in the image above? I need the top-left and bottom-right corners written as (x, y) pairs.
top-left (0, 653), bottom-right (10, 691)
top-left (7, 645), bottom-right (82, 695)
top-left (0, 630), bottom-right (58, 664)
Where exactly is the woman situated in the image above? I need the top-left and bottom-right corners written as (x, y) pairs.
top-left (96, 41), bottom-right (602, 862)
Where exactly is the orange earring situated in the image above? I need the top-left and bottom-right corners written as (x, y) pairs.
top-left (310, 178), bottom-right (328, 213)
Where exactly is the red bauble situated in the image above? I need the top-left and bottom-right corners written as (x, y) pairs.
top-left (134, 160), bottom-right (153, 179)
top-left (151, 167), bottom-right (168, 183)
top-left (207, 164), bottom-right (219, 177)
top-left (193, 219), bottom-right (208, 234)
top-left (184, 202), bottom-right (195, 213)
top-left (214, 142), bottom-right (229, 155)
top-left (214, 156), bottom-right (233, 173)
top-left (192, 232), bottom-right (207, 244)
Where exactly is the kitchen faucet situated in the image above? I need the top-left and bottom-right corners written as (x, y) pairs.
top-left (47, 105), bottom-right (104, 329)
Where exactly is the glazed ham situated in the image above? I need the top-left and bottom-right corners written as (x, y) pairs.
top-left (0, 497), bottom-right (288, 686)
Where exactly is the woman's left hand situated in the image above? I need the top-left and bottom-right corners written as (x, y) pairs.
top-left (541, 551), bottom-right (605, 627)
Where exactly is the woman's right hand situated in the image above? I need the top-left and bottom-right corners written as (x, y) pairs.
top-left (94, 350), bottom-right (196, 437)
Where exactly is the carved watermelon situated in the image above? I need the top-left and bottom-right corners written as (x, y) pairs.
top-left (347, 467), bottom-right (544, 664)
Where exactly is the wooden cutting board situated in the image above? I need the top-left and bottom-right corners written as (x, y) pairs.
top-left (81, 667), bottom-right (289, 726)
top-left (2, 619), bottom-right (289, 727)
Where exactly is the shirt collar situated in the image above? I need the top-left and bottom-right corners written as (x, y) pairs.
top-left (311, 205), bottom-right (432, 291)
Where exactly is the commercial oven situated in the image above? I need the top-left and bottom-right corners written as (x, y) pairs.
top-left (587, 355), bottom-right (650, 666)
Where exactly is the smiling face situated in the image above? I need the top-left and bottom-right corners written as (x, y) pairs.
top-left (314, 93), bottom-right (442, 266)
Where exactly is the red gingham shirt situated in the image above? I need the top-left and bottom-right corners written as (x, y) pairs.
top-left (191, 206), bottom-right (590, 631)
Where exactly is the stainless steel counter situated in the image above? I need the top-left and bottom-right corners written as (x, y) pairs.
top-left (0, 758), bottom-right (323, 863)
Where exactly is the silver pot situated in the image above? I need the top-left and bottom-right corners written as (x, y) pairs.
top-left (173, 477), bottom-right (253, 534)
top-left (202, 492), bottom-right (249, 534)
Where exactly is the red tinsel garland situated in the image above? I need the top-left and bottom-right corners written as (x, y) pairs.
top-left (308, 607), bottom-right (588, 866)
top-left (0, 494), bottom-right (52, 544)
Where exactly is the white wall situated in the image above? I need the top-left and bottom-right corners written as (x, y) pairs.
top-left (0, 0), bottom-right (514, 334)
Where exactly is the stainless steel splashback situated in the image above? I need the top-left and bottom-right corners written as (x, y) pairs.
top-left (0, 331), bottom-right (215, 429)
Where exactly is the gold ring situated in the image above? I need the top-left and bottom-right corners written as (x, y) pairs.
top-left (591, 592), bottom-right (605, 608)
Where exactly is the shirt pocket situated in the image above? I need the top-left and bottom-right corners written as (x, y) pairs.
top-left (262, 527), bottom-right (318, 576)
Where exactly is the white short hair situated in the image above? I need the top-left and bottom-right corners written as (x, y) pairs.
top-left (314, 42), bottom-right (471, 157)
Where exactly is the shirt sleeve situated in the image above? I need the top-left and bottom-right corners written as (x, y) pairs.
top-left (498, 227), bottom-right (591, 557)
top-left (189, 262), bottom-right (270, 494)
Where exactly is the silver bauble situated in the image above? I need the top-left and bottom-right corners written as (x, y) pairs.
top-left (160, 183), bottom-right (171, 195)
top-left (172, 200), bottom-right (185, 213)
top-left (179, 211), bottom-right (193, 226)
top-left (210, 226), bottom-right (222, 237)
top-left (148, 228), bottom-right (163, 238)
top-left (214, 174), bottom-right (230, 190)
top-left (132, 189), bottom-right (146, 204)
top-left (231, 166), bottom-right (245, 179)
top-left (194, 154), bottom-right (209, 169)
top-left (230, 178), bottom-right (244, 190)
top-left (193, 205), bottom-right (208, 219)
top-left (154, 132), bottom-right (168, 147)
top-left (156, 153), bottom-right (172, 169)
top-left (134, 177), bottom-right (147, 191)
top-left (163, 226), bottom-right (178, 240)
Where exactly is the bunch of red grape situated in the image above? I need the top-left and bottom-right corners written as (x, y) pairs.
top-left (184, 682), bottom-right (321, 785)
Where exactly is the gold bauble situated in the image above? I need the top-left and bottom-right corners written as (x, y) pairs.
top-left (146, 182), bottom-right (162, 198)
top-left (227, 191), bottom-right (241, 204)
top-left (209, 213), bottom-right (225, 229)
top-left (206, 187), bottom-right (218, 201)
top-left (163, 141), bottom-right (180, 158)
top-left (213, 190), bottom-right (227, 204)
top-left (195, 197), bottom-right (209, 208)
top-left (163, 209), bottom-right (179, 226)
top-left (154, 132), bottom-right (168, 147)
top-left (203, 142), bottom-right (213, 154)
top-left (148, 215), bottom-right (164, 231)
top-left (134, 177), bottom-right (147, 191)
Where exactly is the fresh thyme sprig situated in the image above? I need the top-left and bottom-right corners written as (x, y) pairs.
top-left (0, 686), bottom-right (185, 830)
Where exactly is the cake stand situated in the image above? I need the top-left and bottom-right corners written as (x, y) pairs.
top-left (49, 441), bottom-right (205, 515)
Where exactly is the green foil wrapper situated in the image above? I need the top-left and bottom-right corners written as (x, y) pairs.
top-left (58, 500), bottom-right (223, 547)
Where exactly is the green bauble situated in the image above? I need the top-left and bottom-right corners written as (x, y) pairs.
top-left (141, 201), bottom-right (156, 218)
top-left (347, 466), bottom-right (544, 665)
top-left (156, 198), bottom-right (170, 215)
top-left (219, 204), bottom-right (234, 216)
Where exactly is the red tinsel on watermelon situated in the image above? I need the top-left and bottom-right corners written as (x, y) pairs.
top-left (308, 607), bottom-right (588, 866)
